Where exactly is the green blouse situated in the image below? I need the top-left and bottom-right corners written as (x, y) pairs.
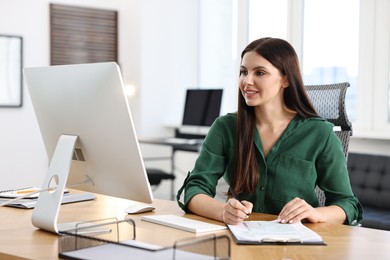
top-left (177, 113), bottom-right (363, 225)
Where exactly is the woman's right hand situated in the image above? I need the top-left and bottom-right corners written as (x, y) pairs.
top-left (222, 199), bottom-right (253, 225)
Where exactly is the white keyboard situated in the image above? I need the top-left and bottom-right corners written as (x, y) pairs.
top-left (1, 192), bottom-right (96, 209)
top-left (61, 192), bottom-right (97, 204)
top-left (164, 138), bottom-right (203, 145)
top-left (141, 215), bottom-right (227, 233)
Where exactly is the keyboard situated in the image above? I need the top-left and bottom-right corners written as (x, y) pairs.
top-left (1, 192), bottom-right (96, 209)
top-left (164, 137), bottom-right (203, 145)
top-left (61, 192), bottom-right (96, 204)
top-left (141, 215), bottom-right (227, 233)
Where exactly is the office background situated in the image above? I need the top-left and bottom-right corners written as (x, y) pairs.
top-left (1, 0), bottom-right (389, 200)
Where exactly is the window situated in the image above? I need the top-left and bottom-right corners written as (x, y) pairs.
top-left (302, 0), bottom-right (359, 121)
top-left (356, 0), bottom-right (390, 137)
top-left (386, 24), bottom-right (390, 123)
top-left (388, 62), bottom-right (390, 122)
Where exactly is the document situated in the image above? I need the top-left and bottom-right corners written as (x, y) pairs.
top-left (227, 220), bottom-right (325, 245)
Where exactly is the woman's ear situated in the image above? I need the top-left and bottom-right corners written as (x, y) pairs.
top-left (282, 76), bottom-right (289, 88)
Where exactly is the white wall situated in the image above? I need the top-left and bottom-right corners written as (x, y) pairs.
top-left (138, 0), bottom-right (198, 137)
top-left (0, 0), bottom-right (198, 192)
top-left (1, 0), bottom-right (53, 190)
top-left (136, 0), bottom-right (199, 200)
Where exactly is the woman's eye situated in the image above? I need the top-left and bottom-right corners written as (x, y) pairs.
top-left (239, 70), bottom-right (248, 76)
top-left (256, 70), bottom-right (265, 76)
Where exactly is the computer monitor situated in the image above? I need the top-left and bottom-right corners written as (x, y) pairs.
top-left (182, 89), bottom-right (223, 126)
top-left (24, 62), bottom-right (153, 233)
top-left (179, 89), bottom-right (223, 135)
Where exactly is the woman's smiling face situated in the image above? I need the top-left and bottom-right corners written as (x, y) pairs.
top-left (239, 51), bottom-right (288, 108)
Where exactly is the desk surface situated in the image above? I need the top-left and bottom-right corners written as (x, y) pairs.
top-left (1, 191), bottom-right (390, 260)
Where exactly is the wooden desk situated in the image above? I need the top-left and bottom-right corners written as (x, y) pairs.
top-left (1, 192), bottom-right (390, 260)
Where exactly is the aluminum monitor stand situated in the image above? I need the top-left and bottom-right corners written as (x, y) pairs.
top-left (31, 135), bottom-right (78, 234)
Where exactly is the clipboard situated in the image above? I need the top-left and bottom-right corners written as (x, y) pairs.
top-left (227, 220), bottom-right (326, 245)
top-left (58, 218), bottom-right (231, 259)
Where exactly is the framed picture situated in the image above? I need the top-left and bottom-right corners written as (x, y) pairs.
top-left (0, 35), bottom-right (23, 107)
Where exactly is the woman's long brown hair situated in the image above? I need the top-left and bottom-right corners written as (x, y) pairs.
top-left (230, 37), bottom-right (319, 195)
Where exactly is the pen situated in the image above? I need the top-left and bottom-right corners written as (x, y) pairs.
top-left (229, 187), bottom-right (240, 201)
top-left (229, 187), bottom-right (251, 216)
top-left (261, 238), bottom-right (302, 244)
top-left (15, 189), bottom-right (39, 194)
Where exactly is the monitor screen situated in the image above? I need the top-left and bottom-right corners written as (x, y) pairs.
top-left (182, 89), bottom-right (223, 127)
top-left (24, 62), bottom-right (153, 205)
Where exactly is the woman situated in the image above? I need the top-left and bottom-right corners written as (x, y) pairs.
top-left (176, 37), bottom-right (362, 226)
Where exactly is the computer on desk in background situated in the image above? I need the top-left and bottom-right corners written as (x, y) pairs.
top-left (24, 62), bottom-right (154, 234)
top-left (169, 88), bottom-right (223, 143)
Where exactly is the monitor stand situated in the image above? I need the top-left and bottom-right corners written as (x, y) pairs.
top-left (31, 134), bottom-right (79, 234)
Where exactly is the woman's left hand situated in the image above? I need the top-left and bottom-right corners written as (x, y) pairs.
top-left (277, 197), bottom-right (322, 224)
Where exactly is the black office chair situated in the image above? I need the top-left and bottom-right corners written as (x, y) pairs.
top-left (145, 129), bottom-right (205, 201)
top-left (145, 155), bottom-right (176, 200)
top-left (305, 82), bottom-right (353, 206)
top-left (146, 169), bottom-right (176, 188)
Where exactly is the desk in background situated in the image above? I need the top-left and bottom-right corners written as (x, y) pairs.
top-left (139, 130), bottom-right (205, 200)
top-left (1, 191), bottom-right (390, 259)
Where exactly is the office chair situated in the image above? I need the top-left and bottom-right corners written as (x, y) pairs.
top-left (145, 130), bottom-right (205, 201)
top-left (146, 168), bottom-right (176, 190)
top-left (305, 82), bottom-right (353, 207)
top-left (145, 151), bottom-right (176, 200)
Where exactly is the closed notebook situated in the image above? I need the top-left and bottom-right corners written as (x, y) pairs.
top-left (227, 220), bottom-right (326, 245)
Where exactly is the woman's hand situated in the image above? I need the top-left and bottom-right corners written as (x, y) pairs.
top-left (222, 199), bottom-right (253, 225)
top-left (277, 197), bottom-right (322, 224)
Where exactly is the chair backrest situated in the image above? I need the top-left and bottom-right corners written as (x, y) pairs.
top-left (305, 82), bottom-right (352, 206)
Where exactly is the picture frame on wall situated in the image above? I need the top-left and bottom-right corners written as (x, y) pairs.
top-left (0, 35), bottom-right (23, 107)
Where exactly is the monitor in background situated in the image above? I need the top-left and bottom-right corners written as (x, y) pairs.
top-left (179, 89), bottom-right (223, 135)
top-left (24, 62), bottom-right (153, 233)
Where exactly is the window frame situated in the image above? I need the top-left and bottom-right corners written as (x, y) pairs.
top-left (354, 0), bottom-right (390, 139)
